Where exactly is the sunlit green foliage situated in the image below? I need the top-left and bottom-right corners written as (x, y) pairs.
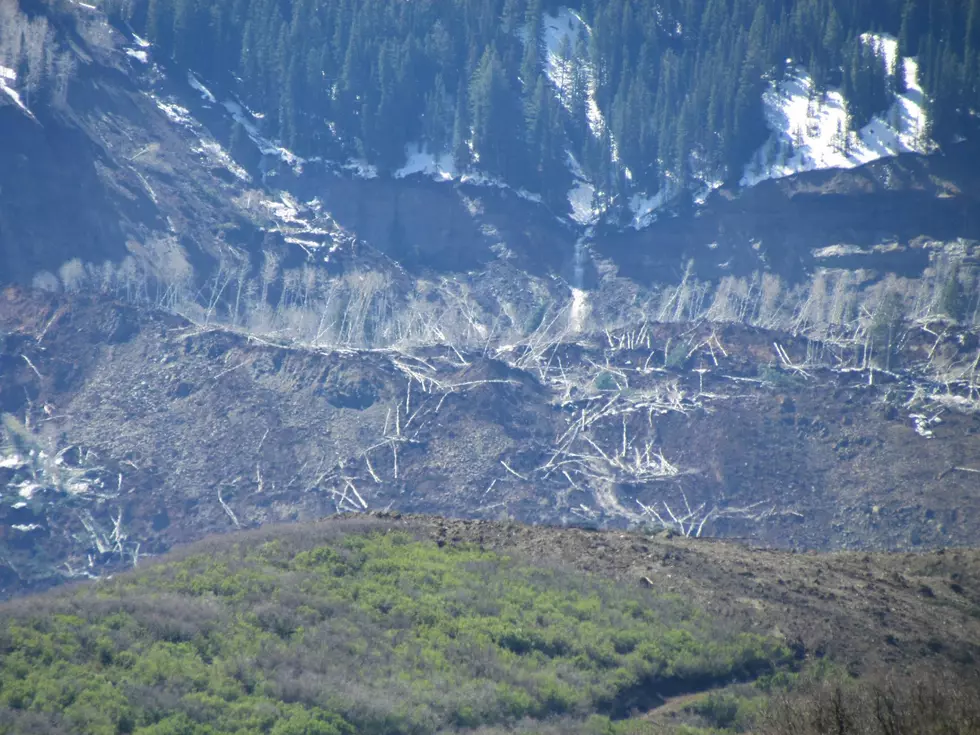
top-left (0, 529), bottom-right (790, 734)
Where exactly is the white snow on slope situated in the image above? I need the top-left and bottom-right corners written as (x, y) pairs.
top-left (193, 140), bottom-right (249, 181)
top-left (743, 33), bottom-right (931, 187)
top-left (223, 100), bottom-right (305, 174)
top-left (149, 95), bottom-right (250, 182)
top-left (0, 65), bottom-right (33, 117)
top-left (543, 9), bottom-right (611, 149)
top-left (125, 34), bottom-right (150, 63)
top-left (393, 143), bottom-right (543, 203)
top-left (628, 187), bottom-right (672, 230)
top-left (188, 72), bottom-right (216, 104)
top-left (543, 8), bottom-right (625, 225)
top-left (395, 144), bottom-right (456, 181)
top-left (342, 159), bottom-right (378, 179)
top-left (153, 98), bottom-right (195, 126)
top-left (566, 152), bottom-right (601, 225)
top-left (543, 7), bottom-right (624, 173)
top-left (568, 178), bottom-right (598, 224)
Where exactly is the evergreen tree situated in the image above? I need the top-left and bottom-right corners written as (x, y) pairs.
top-left (452, 76), bottom-right (472, 171)
top-left (130, 0), bottom-right (979, 202)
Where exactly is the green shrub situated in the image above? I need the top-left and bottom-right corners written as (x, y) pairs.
top-left (0, 530), bottom-right (793, 734)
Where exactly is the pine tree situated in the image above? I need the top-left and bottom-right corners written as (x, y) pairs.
top-left (131, 0), bottom-right (979, 205)
top-left (452, 76), bottom-right (472, 171)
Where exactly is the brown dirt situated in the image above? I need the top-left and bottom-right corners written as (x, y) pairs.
top-left (1, 288), bottom-right (979, 597)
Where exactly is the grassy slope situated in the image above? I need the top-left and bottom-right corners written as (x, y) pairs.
top-left (0, 519), bottom-right (790, 735)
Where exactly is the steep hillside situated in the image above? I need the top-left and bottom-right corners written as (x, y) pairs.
top-left (2, 0), bottom-right (980, 288)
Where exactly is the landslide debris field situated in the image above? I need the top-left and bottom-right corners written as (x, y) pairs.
top-left (1, 287), bottom-right (978, 595)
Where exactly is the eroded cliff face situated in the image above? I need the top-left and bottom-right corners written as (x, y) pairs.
top-left (596, 144), bottom-right (980, 286)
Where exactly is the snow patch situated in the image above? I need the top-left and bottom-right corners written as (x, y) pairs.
top-left (693, 177), bottom-right (724, 206)
top-left (395, 143), bottom-right (456, 181)
top-left (11, 524), bottom-right (42, 532)
top-left (568, 179), bottom-right (597, 225)
top-left (193, 139), bottom-right (250, 181)
top-left (392, 144), bottom-right (544, 201)
top-left (154, 98), bottom-right (195, 127)
top-left (125, 48), bottom-right (148, 63)
top-left (566, 152), bottom-right (601, 225)
top-left (814, 244), bottom-right (867, 258)
top-left (542, 8), bottom-right (617, 158)
top-left (743, 34), bottom-right (931, 188)
top-left (0, 65), bottom-right (33, 118)
top-left (861, 33), bottom-right (898, 75)
top-left (223, 100), bottom-right (305, 174)
top-left (133, 34), bottom-right (151, 48)
top-left (342, 159), bottom-right (379, 179)
top-left (188, 72), bottom-right (216, 104)
top-left (458, 170), bottom-right (543, 203)
top-left (628, 178), bottom-right (680, 230)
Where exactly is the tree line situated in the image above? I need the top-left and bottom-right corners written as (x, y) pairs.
top-left (101, 0), bottom-right (979, 209)
top-left (0, 2), bottom-right (76, 109)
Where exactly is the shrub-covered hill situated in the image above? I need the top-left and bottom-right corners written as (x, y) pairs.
top-left (2, 514), bottom-right (980, 734)
top-left (0, 517), bottom-right (792, 735)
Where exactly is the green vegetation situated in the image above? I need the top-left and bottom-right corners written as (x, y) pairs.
top-left (0, 525), bottom-right (790, 734)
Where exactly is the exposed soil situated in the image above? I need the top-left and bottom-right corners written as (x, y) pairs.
top-left (1, 287), bottom-right (978, 597)
top-left (598, 142), bottom-right (980, 285)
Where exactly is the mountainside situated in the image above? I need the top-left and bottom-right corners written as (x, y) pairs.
top-left (3, 0), bottom-right (980, 280)
top-left (1, 0), bottom-right (980, 599)
top-left (97, 0), bottom-right (979, 217)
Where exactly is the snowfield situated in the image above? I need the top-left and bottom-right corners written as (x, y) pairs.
top-left (742, 34), bottom-right (931, 187)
